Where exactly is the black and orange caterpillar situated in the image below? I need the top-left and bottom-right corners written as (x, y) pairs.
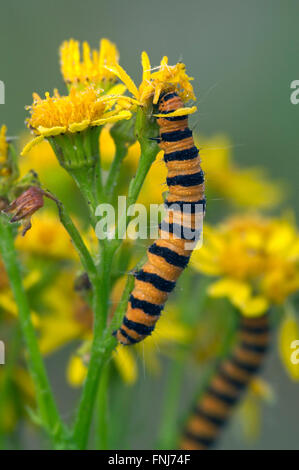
top-left (181, 314), bottom-right (270, 450)
top-left (114, 92), bottom-right (205, 345)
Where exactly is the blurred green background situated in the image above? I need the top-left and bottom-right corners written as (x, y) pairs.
top-left (0, 0), bottom-right (299, 449)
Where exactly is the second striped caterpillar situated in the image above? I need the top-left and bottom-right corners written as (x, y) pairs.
top-left (181, 314), bottom-right (270, 450)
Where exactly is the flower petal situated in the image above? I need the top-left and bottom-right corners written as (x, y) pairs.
top-left (154, 106), bottom-right (197, 118)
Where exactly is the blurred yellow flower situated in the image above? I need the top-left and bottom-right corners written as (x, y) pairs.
top-left (60, 38), bottom-right (120, 88)
top-left (199, 135), bottom-right (282, 209)
top-left (38, 272), bottom-right (92, 355)
top-left (278, 309), bottom-right (299, 381)
top-left (238, 378), bottom-right (275, 443)
top-left (0, 260), bottom-right (40, 324)
top-left (191, 214), bottom-right (299, 316)
top-left (0, 366), bottom-right (35, 433)
top-left (19, 137), bottom-right (58, 175)
top-left (15, 210), bottom-right (78, 260)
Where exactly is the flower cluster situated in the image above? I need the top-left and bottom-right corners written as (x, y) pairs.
top-left (191, 214), bottom-right (299, 316)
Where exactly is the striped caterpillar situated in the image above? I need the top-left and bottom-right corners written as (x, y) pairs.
top-left (114, 92), bottom-right (205, 345)
top-left (181, 314), bottom-right (270, 450)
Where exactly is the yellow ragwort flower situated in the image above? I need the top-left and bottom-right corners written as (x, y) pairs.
top-left (191, 214), bottom-right (299, 316)
top-left (60, 38), bottom-right (120, 88)
top-left (22, 86), bottom-right (131, 155)
top-left (108, 51), bottom-right (197, 116)
top-left (199, 134), bottom-right (282, 209)
top-left (238, 378), bottom-right (275, 443)
top-left (15, 210), bottom-right (79, 260)
top-left (0, 366), bottom-right (35, 433)
top-left (38, 272), bottom-right (92, 355)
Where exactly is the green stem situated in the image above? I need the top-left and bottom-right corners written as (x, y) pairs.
top-left (46, 193), bottom-right (97, 276)
top-left (72, 333), bottom-right (116, 449)
top-left (72, 266), bottom-right (135, 449)
top-left (105, 142), bottom-right (127, 202)
top-left (67, 167), bottom-right (98, 227)
top-left (95, 363), bottom-right (110, 450)
top-left (72, 247), bottom-right (113, 449)
top-left (0, 215), bottom-right (69, 447)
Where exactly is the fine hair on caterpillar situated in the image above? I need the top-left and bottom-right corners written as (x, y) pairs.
top-left (113, 91), bottom-right (205, 346)
top-left (180, 314), bottom-right (270, 450)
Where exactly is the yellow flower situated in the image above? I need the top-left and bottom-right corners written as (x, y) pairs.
top-left (38, 272), bottom-right (92, 355)
top-left (108, 51), bottom-right (197, 114)
top-left (19, 136), bottom-right (58, 175)
top-left (0, 259), bottom-right (40, 324)
top-left (199, 134), bottom-right (282, 209)
top-left (191, 214), bottom-right (299, 316)
top-left (60, 38), bottom-right (119, 88)
top-left (278, 309), bottom-right (299, 381)
top-left (238, 378), bottom-right (275, 443)
top-left (15, 210), bottom-right (79, 260)
top-left (22, 86), bottom-right (131, 154)
top-left (67, 355), bottom-right (88, 387)
top-left (0, 366), bottom-right (35, 433)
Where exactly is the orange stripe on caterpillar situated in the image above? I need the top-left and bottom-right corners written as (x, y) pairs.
top-left (180, 314), bottom-right (270, 450)
top-left (114, 92), bottom-right (205, 345)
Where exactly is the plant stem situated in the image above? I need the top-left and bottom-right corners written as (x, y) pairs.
top-left (95, 362), bottom-right (110, 450)
top-left (46, 194), bottom-right (97, 276)
top-left (67, 167), bottom-right (98, 227)
top-left (105, 143), bottom-right (127, 202)
top-left (72, 333), bottom-right (116, 449)
top-left (0, 215), bottom-right (69, 447)
top-left (72, 267), bottom-right (135, 449)
top-left (72, 245), bottom-right (113, 449)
